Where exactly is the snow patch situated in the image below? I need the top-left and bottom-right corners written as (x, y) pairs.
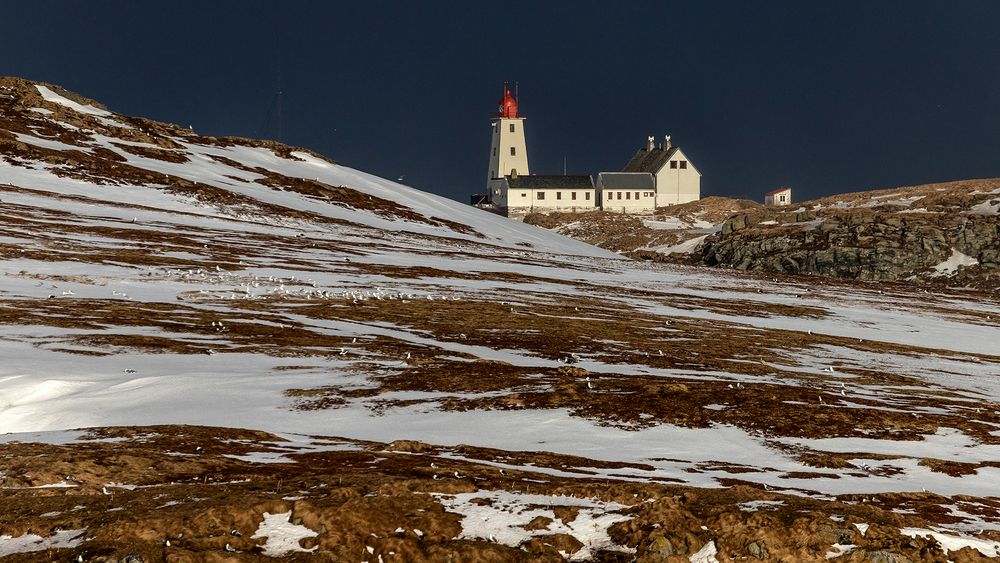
top-left (434, 490), bottom-right (634, 561)
top-left (0, 529), bottom-right (85, 557)
top-left (250, 511), bottom-right (318, 557)
top-left (689, 540), bottom-right (719, 563)
top-left (35, 85), bottom-right (111, 116)
top-left (932, 249), bottom-right (979, 276)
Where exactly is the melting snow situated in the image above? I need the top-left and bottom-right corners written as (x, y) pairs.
top-left (0, 529), bottom-right (85, 557)
top-left (900, 527), bottom-right (1000, 557)
top-left (434, 490), bottom-right (634, 561)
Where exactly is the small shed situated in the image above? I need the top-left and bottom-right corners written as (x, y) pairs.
top-left (765, 187), bottom-right (792, 206)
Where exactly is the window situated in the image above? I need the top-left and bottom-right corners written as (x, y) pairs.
top-left (626, 192), bottom-right (631, 200)
top-left (635, 192), bottom-right (640, 200)
top-left (680, 160), bottom-right (688, 169)
top-left (492, 147), bottom-right (496, 156)
top-left (585, 192), bottom-right (590, 200)
top-left (605, 191), bottom-right (612, 202)
top-left (571, 192), bottom-right (577, 200)
top-left (617, 192), bottom-right (623, 200)
top-left (537, 191), bottom-right (545, 200)
top-left (521, 192), bottom-right (527, 197)
top-left (556, 192), bottom-right (562, 200)
top-left (780, 195), bottom-right (786, 202)
top-left (510, 147), bottom-right (516, 156)
top-left (670, 161), bottom-right (678, 169)
top-left (509, 123), bottom-right (515, 133)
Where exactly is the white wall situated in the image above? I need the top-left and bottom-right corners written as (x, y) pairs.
top-left (505, 188), bottom-right (597, 217)
top-left (653, 147), bottom-right (701, 206)
top-left (599, 188), bottom-right (656, 213)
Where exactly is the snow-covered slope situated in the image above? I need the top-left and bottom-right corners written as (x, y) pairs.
top-left (3, 78), bottom-right (1000, 561)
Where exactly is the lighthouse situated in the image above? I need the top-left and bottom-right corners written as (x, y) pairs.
top-left (486, 85), bottom-right (529, 203)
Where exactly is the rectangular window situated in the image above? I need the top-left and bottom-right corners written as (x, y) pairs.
top-left (617, 192), bottom-right (623, 200)
top-left (492, 147), bottom-right (496, 156)
top-left (521, 192), bottom-right (527, 197)
top-left (556, 192), bottom-right (562, 200)
top-left (605, 191), bottom-right (612, 202)
top-left (670, 161), bottom-right (678, 169)
top-left (585, 192), bottom-right (590, 200)
top-left (537, 191), bottom-right (545, 200)
top-left (571, 192), bottom-right (577, 200)
top-left (625, 192), bottom-right (631, 200)
top-left (510, 147), bottom-right (516, 156)
top-left (680, 160), bottom-right (688, 169)
top-left (509, 123), bottom-right (515, 133)
top-left (780, 195), bottom-right (786, 202)
top-left (635, 192), bottom-right (640, 200)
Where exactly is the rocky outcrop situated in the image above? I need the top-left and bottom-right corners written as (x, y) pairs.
top-left (700, 202), bottom-right (1000, 287)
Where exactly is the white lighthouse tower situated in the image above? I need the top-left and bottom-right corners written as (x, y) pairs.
top-left (486, 85), bottom-right (529, 205)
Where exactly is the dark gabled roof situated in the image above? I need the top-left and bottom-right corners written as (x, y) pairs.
top-left (597, 172), bottom-right (654, 190)
top-left (506, 174), bottom-right (594, 190)
top-left (623, 146), bottom-right (680, 174)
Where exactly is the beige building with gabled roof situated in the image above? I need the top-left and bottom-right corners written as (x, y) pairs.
top-left (623, 135), bottom-right (701, 207)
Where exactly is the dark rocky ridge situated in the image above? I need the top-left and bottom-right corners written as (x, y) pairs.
top-left (699, 179), bottom-right (1000, 288)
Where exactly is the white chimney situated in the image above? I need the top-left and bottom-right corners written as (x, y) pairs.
top-left (646, 136), bottom-right (655, 152)
top-left (664, 135), bottom-right (672, 150)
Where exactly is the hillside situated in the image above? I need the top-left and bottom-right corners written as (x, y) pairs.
top-left (2, 78), bottom-right (1000, 561)
top-left (524, 197), bottom-right (762, 260)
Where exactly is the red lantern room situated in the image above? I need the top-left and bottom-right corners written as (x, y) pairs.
top-left (498, 86), bottom-right (518, 118)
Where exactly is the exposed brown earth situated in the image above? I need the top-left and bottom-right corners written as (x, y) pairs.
top-left (2, 426), bottom-right (998, 562)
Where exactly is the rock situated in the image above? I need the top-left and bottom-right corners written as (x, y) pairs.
top-left (746, 540), bottom-right (768, 560)
top-left (866, 550), bottom-right (912, 563)
top-left (643, 534), bottom-right (675, 560)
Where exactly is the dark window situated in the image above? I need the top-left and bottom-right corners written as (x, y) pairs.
top-left (670, 161), bottom-right (678, 169)
top-left (635, 192), bottom-right (640, 200)
top-left (680, 160), bottom-right (688, 169)
top-left (626, 192), bottom-right (631, 200)
top-left (537, 191), bottom-right (545, 200)
top-left (556, 192), bottom-right (562, 200)
top-left (605, 191), bottom-right (612, 202)
top-left (521, 192), bottom-right (527, 198)
top-left (617, 192), bottom-right (623, 200)
top-left (571, 192), bottom-right (577, 200)
top-left (492, 147), bottom-right (496, 156)
top-left (509, 123), bottom-right (515, 133)
top-left (510, 147), bottom-right (516, 156)
top-left (585, 192), bottom-right (590, 200)
top-left (780, 195), bottom-right (786, 202)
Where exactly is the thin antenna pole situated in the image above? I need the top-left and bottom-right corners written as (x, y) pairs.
top-left (563, 156), bottom-right (567, 175)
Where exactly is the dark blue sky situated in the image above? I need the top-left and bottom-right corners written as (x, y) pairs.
top-left (6, 1), bottom-right (1000, 202)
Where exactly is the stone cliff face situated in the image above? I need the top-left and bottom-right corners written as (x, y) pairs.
top-left (700, 180), bottom-right (1000, 287)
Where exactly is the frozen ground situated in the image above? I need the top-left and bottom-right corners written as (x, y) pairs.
top-left (2, 78), bottom-right (1000, 560)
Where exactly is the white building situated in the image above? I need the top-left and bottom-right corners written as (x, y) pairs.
top-left (765, 187), bottom-right (792, 206)
top-left (597, 172), bottom-right (656, 214)
top-left (493, 172), bottom-right (596, 218)
top-left (623, 135), bottom-right (701, 207)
